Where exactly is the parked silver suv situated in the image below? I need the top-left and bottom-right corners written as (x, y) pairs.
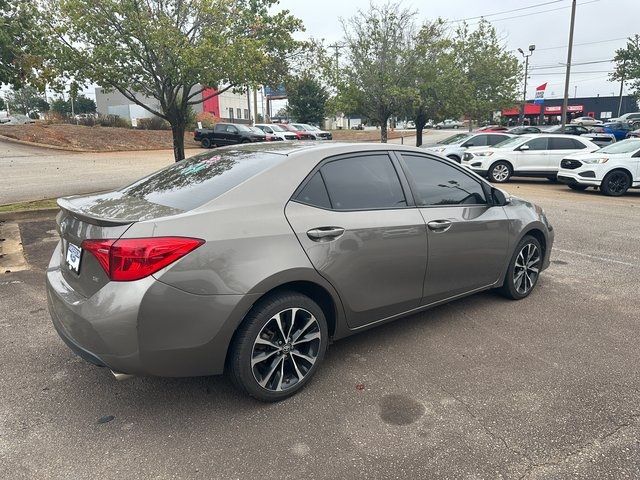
top-left (47, 143), bottom-right (554, 401)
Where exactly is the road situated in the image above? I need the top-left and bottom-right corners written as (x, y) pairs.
top-left (1, 181), bottom-right (639, 479)
top-left (1, 130), bottom-right (455, 205)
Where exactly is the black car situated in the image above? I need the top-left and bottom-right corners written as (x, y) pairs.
top-left (194, 123), bottom-right (266, 148)
top-left (544, 125), bottom-right (591, 136)
top-left (507, 126), bottom-right (541, 135)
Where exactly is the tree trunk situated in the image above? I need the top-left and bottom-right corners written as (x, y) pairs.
top-left (467, 114), bottom-right (473, 132)
top-left (415, 110), bottom-right (427, 147)
top-left (169, 116), bottom-right (186, 162)
top-left (380, 119), bottom-right (388, 143)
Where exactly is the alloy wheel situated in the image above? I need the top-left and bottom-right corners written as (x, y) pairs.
top-left (251, 308), bottom-right (321, 392)
top-left (606, 172), bottom-right (630, 195)
top-left (492, 164), bottom-right (510, 182)
top-left (513, 243), bottom-right (540, 295)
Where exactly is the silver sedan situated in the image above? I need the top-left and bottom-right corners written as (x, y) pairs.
top-left (47, 142), bottom-right (554, 401)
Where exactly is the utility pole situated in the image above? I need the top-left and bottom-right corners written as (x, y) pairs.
top-left (617, 58), bottom-right (626, 117)
top-left (561, 0), bottom-right (577, 129)
top-left (327, 43), bottom-right (345, 87)
top-left (518, 45), bottom-right (535, 126)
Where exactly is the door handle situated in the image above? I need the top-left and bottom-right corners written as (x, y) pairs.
top-left (427, 220), bottom-right (452, 233)
top-left (307, 227), bottom-right (345, 241)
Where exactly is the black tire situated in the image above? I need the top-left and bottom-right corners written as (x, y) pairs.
top-left (454, 125), bottom-right (459, 129)
top-left (201, 137), bottom-right (212, 148)
top-left (241, 138), bottom-right (251, 143)
top-left (498, 235), bottom-right (543, 300)
top-left (600, 170), bottom-right (631, 196)
top-left (568, 184), bottom-right (589, 191)
top-left (435, 125), bottom-right (441, 130)
top-left (228, 291), bottom-right (329, 402)
top-left (446, 155), bottom-right (461, 163)
top-left (488, 161), bottom-right (512, 183)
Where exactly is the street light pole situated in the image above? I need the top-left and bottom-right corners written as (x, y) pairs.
top-left (518, 45), bottom-right (535, 126)
top-left (561, 0), bottom-right (577, 129)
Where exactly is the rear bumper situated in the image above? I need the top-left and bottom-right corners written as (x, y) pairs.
top-left (46, 252), bottom-right (258, 377)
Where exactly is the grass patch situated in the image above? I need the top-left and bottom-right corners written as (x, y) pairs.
top-left (0, 198), bottom-right (58, 214)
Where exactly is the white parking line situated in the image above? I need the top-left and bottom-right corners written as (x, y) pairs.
top-left (555, 247), bottom-right (639, 267)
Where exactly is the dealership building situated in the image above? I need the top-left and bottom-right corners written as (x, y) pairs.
top-left (501, 94), bottom-right (639, 124)
top-left (95, 86), bottom-right (251, 124)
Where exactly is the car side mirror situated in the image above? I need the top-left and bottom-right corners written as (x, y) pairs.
top-left (492, 188), bottom-right (511, 206)
top-left (518, 144), bottom-right (530, 151)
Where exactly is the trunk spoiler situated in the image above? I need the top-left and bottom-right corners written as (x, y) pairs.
top-left (57, 198), bottom-right (135, 227)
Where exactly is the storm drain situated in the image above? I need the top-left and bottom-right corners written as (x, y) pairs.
top-left (0, 222), bottom-right (28, 273)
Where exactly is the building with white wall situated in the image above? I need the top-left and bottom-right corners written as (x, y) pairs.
top-left (94, 85), bottom-right (251, 124)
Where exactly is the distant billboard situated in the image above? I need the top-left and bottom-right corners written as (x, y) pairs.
top-left (264, 85), bottom-right (287, 99)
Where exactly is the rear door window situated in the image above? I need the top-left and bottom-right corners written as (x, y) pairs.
top-left (488, 134), bottom-right (510, 146)
top-left (550, 137), bottom-right (579, 150)
top-left (120, 149), bottom-right (287, 211)
top-left (320, 154), bottom-right (407, 210)
top-left (295, 172), bottom-right (332, 209)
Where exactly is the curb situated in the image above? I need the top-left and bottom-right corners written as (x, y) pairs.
top-left (0, 208), bottom-right (59, 222)
top-left (0, 133), bottom-right (201, 153)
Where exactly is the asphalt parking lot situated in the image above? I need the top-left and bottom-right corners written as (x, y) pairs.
top-left (1, 180), bottom-right (639, 479)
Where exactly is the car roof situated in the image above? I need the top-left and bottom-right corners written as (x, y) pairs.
top-left (206, 141), bottom-right (431, 157)
top-left (517, 133), bottom-right (588, 139)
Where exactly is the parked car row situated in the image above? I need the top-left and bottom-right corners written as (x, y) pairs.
top-left (195, 122), bottom-right (332, 148)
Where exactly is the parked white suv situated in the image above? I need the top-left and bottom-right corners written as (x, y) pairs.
top-left (421, 132), bottom-right (513, 163)
top-left (435, 119), bottom-right (465, 129)
top-left (557, 138), bottom-right (640, 196)
top-left (462, 134), bottom-right (599, 183)
top-left (254, 123), bottom-right (299, 141)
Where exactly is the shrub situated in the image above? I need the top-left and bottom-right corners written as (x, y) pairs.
top-left (195, 111), bottom-right (219, 128)
top-left (137, 116), bottom-right (171, 130)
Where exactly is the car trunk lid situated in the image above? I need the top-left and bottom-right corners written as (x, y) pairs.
top-left (56, 192), bottom-right (184, 297)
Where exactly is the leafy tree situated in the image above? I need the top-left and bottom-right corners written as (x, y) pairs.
top-left (450, 20), bottom-right (520, 131)
top-left (44, 0), bottom-right (302, 161)
top-left (49, 94), bottom-right (96, 115)
top-left (340, 2), bottom-right (416, 142)
top-left (0, 0), bottom-right (46, 88)
top-left (50, 97), bottom-right (70, 115)
top-left (5, 86), bottom-right (49, 115)
top-left (403, 20), bottom-right (467, 146)
top-left (285, 76), bottom-right (329, 125)
top-left (611, 34), bottom-right (640, 99)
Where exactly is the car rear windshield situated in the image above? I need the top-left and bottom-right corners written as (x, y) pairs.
top-left (119, 149), bottom-right (286, 211)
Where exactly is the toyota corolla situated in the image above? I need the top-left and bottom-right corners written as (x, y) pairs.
top-left (47, 143), bottom-right (554, 401)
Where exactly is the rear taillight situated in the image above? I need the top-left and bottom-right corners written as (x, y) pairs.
top-left (81, 237), bottom-right (204, 282)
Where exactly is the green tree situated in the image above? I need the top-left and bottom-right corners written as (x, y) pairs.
top-left (5, 86), bottom-right (49, 115)
top-left (450, 20), bottom-right (520, 131)
top-left (611, 34), bottom-right (640, 99)
top-left (403, 20), bottom-right (467, 146)
top-left (50, 94), bottom-right (96, 115)
top-left (285, 76), bottom-right (329, 125)
top-left (45, 0), bottom-right (302, 161)
top-left (340, 2), bottom-right (416, 142)
top-left (50, 97), bottom-right (70, 115)
top-left (0, 1), bottom-right (49, 88)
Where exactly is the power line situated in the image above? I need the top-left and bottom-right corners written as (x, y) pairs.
top-left (537, 36), bottom-right (631, 51)
top-left (469, 0), bottom-right (600, 25)
top-left (446, 0), bottom-right (563, 23)
top-left (528, 70), bottom-right (612, 75)
top-left (530, 59), bottom-right (614, 70)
